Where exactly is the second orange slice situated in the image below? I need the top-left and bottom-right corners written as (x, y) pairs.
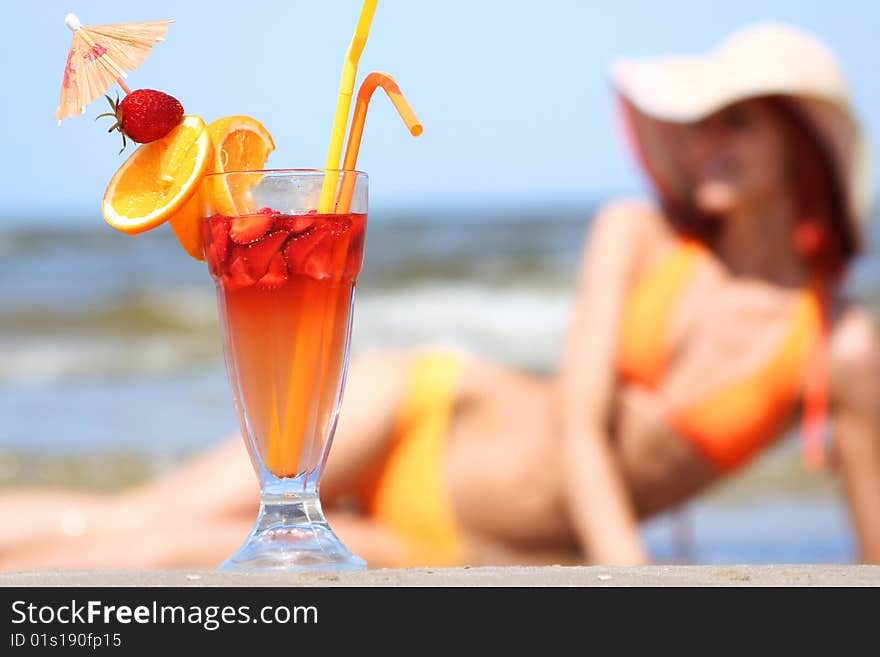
top-left (170, 116), bottom-right (275, 260)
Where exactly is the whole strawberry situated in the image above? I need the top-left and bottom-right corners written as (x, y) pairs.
top-left (98, 89), bottom-right (184, 152)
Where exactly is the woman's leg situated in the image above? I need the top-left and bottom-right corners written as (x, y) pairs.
top-left (325, 512), bottom-right (412, 567)
top-left (0, 446), bottom-right (255, 568)
top-left (0, 512), bottom-right (409, 570)
top-left (0, 517), bottom-right (255, 570)
top-left (0, 490), bottom-right (117, 553)
top-left (320, 349), bottom-right (413, 504)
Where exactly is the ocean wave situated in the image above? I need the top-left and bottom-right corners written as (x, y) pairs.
top-left (0, 335), bottom-right (221, 384)
top-left (0, 286), bottom-right (218, 335)
top-left (0, 281), bottom-right (572, 383)
top-left (354, 283), bottom-right (572, 370)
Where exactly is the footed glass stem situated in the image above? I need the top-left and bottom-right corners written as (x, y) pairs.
top-left (219, 490), bottom-right (366, 572)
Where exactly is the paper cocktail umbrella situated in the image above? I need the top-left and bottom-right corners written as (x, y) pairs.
top-left (56, 13), bottom-right (172, 123)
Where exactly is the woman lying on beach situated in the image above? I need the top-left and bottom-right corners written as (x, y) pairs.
top-left (3, 23), bottom-right (879, 569)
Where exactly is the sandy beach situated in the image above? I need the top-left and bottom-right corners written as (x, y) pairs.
top-left (3, 565), bottom-right (879, 587)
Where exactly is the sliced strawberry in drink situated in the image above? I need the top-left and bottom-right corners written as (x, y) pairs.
top-left (284, 227), bottom-right (326, 279)
top-left (257, 251), bottom-right (288, 289)
top-left (243, 231), bottom-right (290, 279)
top-left (223, 250), bottom-right (256, 290)
top-left (211, 216), bottom-right (231, 259)
top-left (282, 215), bottom-right (360, 280)
top-left (305, 220), bottom-right (352, 280)
top-left (204, 215), bottom-right (230, 271)
top-left (206, 243), bottom-right (222, 277)
top-left (229, 212), bottom-right (275, 245)
top-left (303, 236), bottom-right (336, 280)
top-left (283, 231), bottom-right (314, 276)
top-left (315, 215), bottom-right (355, 280)
top-left (326, 215), bottom-right (352, 237)
top-left (293, 216), bottom-right (316, 233)
top-left (343, 221), bottom-right (366, 280)
top-left (274, 214), bottom-right (316, 235)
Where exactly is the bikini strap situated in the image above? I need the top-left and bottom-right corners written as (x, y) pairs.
top-left (800, 275), bottom-right (831, 470)
top-left (617, 237), bottom-right (706, 388)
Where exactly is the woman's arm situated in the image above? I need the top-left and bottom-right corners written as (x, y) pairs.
top-left (557, 200), bottom-right (654, 565)
top-left (830, 306), bottom-right (880, 563)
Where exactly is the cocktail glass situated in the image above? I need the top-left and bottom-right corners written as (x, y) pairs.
top-left (203, 169), bottom-right (368, 571)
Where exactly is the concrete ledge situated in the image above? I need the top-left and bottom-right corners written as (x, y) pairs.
top-left (1, 565), bottom-right (878, 587)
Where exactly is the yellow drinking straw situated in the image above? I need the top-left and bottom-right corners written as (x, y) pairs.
top-left (318, 0), bottom-right (379, 213)
top-left (274, 1), bottom-right (377, 476)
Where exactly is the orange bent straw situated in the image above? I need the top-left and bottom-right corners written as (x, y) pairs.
top-left (335, 72), bottom-right (422, 213)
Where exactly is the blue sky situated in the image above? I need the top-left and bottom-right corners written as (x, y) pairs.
top-left (3, 0), bottom-right (879, 223)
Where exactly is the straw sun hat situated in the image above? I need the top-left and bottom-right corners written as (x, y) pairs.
top-left (612, 22), bottom-right (873, 245)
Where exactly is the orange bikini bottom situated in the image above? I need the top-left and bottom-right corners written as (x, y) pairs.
top-left (357, 350), bottom-right (467, 567)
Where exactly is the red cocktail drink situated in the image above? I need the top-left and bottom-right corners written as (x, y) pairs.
top-left (204, 170), bottom-right (368, 571)
top-left (207, 211), bottom-right (366, 479)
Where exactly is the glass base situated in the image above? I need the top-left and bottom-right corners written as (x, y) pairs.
top-left (219, 494), bottom-right (366, 572)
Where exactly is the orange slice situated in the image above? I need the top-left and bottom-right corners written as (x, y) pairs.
top-left (206, 115), bottom-right (276, 216)
top-left (102, 115), bottom-right (211, 235)
top-left (169, 115), bottom-right (275, 260)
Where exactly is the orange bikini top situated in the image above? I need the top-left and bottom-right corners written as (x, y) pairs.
top-left (617, 239), bottom-right (830, 472)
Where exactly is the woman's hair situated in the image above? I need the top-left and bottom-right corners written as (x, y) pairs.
top-left (670, 95), bottom-right (857, 278)
top-left (773, 97), bottom-right (858, 277)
